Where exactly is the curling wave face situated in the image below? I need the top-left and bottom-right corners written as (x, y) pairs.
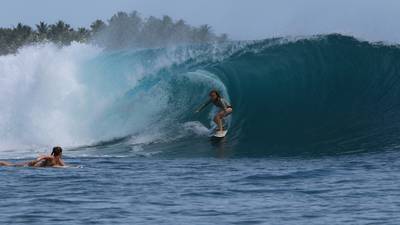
top-left (2, 34), bottom-right (400, 158)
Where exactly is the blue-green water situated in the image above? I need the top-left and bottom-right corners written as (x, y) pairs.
top-left (1, 34), bottom-right (400, 224)
top-left (1, 150), bottom-right (400, 224)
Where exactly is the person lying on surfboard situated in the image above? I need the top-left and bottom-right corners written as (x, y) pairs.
top-left (0, 146), bottom-right (66, 168)
top-left (195, 90), bottom-right (233, 136)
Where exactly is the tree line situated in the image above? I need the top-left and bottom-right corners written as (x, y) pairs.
top-left (0, 11), bottom-right (228, 55)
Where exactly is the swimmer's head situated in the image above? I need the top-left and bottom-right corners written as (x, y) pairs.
top-left (51, 146), bottom-right (63, 157)
top-left (209, 90), bottom-right (221, 102)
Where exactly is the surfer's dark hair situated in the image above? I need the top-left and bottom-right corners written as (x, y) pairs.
top-left (51, 146), bottom-right (63, 157)
top-left (209, 90), bottom-right (221, 98)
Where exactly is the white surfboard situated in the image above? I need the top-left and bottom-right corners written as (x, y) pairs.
top-left (213, 130), bottom-right (228, 138)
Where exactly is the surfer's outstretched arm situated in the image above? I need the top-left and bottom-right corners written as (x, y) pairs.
top-left (195, 100), bottom-right (211, 113)
top-left (0, 161), bottom-right (14, 166)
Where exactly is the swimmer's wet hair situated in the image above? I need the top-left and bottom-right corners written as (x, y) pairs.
top-left (51, 146), bottom-right (62, 156)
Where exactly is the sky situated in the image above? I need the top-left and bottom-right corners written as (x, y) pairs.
top-left (1, 0), bottom-right (400, 42)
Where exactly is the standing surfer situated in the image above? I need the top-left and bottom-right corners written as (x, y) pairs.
top-left (195, 90), bottom-right (233, 136)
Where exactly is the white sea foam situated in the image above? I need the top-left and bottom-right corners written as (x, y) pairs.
top-left (0, 43), bottom-right (173, 157)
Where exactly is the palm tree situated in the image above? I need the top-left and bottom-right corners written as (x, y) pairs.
top-left (90, 19), bottom-right (106, 34)
top-left (49, 20), bottom-right (73, 44)
top-left (36, 22), bottom-right (48, 34)
top-left (172, 19), bottom-right (190, 43)
top-left (15, 23), bottom-right (32, 37)
top-left (194, 25), bottom-right (213, 43)
top-left (36, 22), bottom-right (49, 40)
top-left (107, 12), bottom-right (132, 48)
top-left (13, 23), bottom-right (33, 45)
top-left (76, 27), bottom-right (90, 42)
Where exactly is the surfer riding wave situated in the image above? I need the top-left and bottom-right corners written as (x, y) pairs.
top-left (0, 146), bottom-right (66, 168)
top-left (195, 90), bottom-right (233, 136)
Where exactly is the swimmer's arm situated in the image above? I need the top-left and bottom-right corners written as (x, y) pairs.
top-left (58, 159), bottom-right (65, 166)
top-left (52, 162), bottom-right (67, 168)
top-left (195, 100), bottom-right (211, 113)
top-left (37, 155), bottom-right (52, 161)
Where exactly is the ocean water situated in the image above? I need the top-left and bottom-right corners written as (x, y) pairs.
top-left (1, 150), bottom-right (400, 224)
top-left (2, 34), bottom-right (400, 224)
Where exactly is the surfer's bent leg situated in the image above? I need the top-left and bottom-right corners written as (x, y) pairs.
top-left (214, 111), bottom-right (224, 132)
top-left (224, 107), bottom-right (233, 116)
top-left (214, 108), bottom-right (233, 132)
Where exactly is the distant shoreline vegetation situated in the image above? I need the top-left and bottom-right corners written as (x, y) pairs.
top-left (0, 11), bottom-right (228, 55)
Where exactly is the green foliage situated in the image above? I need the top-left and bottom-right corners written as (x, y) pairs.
top-left (0, 11), bottom-right (229, 55)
